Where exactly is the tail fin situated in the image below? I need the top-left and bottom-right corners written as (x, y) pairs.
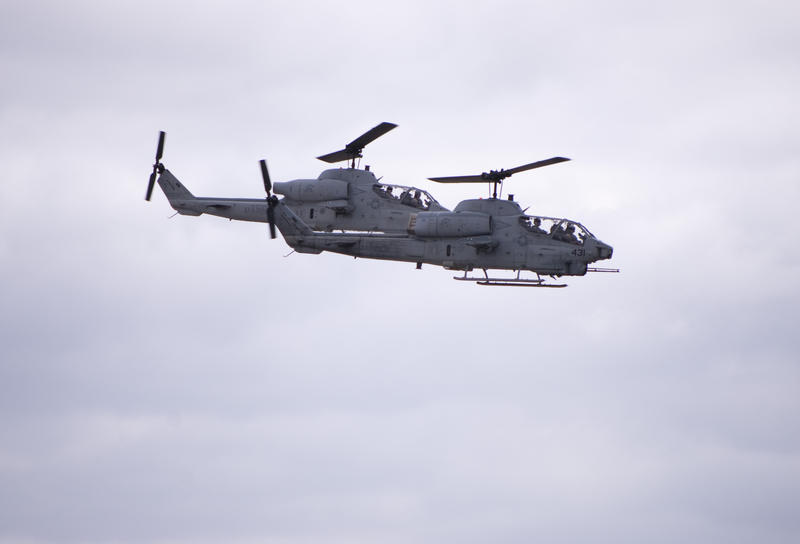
top-left (274, 202), bottom-right (314, 237)
top-left (273, 202), bottom-right (321, 253)
top-left (157, 169), bottom-right (195, 201)
top-left (156, 169), bottom-right (202, 215)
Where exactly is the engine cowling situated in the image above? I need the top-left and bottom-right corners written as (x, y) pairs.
top-left (408, 211), bottom-right (492, 237)
top-left (272, 180), bottom-right (348, 202)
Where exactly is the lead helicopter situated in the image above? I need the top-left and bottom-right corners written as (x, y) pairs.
top-left (145, 123), bottom-right (617, 287)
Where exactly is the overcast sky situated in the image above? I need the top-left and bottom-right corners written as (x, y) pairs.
top-left (1, 1), bottom-right (799, 543)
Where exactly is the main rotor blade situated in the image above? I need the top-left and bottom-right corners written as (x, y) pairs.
top-left (505, 156), bottom-right (570, 176)
top-left (428, 175), bottom-right (487, 183)
top-left (429, 156), bottom-right (571, 183)
top-left (316, 122), bottom-right (397, 163)
top-left (145, 171), bottom-right (157, 200)
top-left (155, 131), bottom-right (166, 162)
top-left (346, 122), bottom-right (397, 151)
top-left (317, 149), bottom-right (356, 164)
top-left (260, 159), bottom-right (271, 194)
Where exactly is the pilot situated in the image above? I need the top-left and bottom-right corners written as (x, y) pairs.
top-left (412, 190), bottom-right (423, 208)
top-left (563, 223), bottom-right (578, 244)
top-left (530, 217), bottom-right (546, 234)
top-left (385, 186), bottom-right (394, 198)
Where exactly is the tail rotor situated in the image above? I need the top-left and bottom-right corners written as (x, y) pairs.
top-left (145, 131), bottom-right (166, 201)
top-left (260, 159), bottom-right (278, 239)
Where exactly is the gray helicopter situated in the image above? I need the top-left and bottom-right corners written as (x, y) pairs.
top-left (145, 123), bottom-right (446, 235)
top-left (145, 124), bottom-right (616, 287)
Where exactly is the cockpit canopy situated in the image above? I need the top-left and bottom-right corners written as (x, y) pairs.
top-left (373, 183), bottom-right (445, 211)
top-left (519, 215), bottom-right (595, 245)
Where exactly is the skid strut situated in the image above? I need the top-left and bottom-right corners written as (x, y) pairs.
top-left (453, 269), bottom-right (567, 288)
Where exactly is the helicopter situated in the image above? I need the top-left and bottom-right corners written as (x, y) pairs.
top-left (145, 123), bottom-right (617, 287)
top-left (145, 123), bottom-right (447, 234)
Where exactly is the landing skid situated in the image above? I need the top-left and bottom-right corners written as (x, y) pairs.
top-left (453, 270), bottom-right (567, 288)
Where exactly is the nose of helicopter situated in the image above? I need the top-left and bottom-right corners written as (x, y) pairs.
top-left (595, 241), bottom-right (613, 261)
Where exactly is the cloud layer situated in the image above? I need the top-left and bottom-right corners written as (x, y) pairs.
top-left (1, 1), bottom-right (799, 543)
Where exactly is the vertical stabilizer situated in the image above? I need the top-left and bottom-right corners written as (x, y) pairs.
top-left (274, 202), bottom-right (314, 237)
top-left (157, 169), bottom-right (195, 201)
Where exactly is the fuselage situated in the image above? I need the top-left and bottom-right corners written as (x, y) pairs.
top-left (281, 197), bottom-right (613, 276)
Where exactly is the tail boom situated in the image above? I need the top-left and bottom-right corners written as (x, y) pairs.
top-left (156, 169), bottom-right (273, 222)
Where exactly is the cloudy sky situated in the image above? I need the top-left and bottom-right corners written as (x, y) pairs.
top-left (1, 1), bottom-right (799, 542)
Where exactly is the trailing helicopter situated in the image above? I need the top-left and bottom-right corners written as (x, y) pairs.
top-left (145, 123), bottom-right (446, 234)
top-left (145, 123), bottom-right (617, 287)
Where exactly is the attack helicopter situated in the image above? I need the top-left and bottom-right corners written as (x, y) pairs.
top-left (145, 123), bottom-right (617, 287)
top-left (145, 122), bottom-right (446, 234)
